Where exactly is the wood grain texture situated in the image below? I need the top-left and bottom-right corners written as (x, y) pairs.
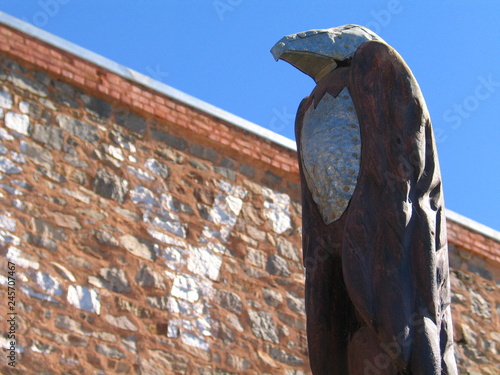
top-left (296, 40), bottom-right (457, 374)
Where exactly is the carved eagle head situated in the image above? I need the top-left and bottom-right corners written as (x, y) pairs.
top-left (271, 25), bottom-right (383, 82)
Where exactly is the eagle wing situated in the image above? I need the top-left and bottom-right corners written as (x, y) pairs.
top-left (342, 40), bottom-right (456, 373)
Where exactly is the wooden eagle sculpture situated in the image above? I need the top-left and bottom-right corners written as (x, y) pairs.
top-left (271, 25), bottom-right (458, 374)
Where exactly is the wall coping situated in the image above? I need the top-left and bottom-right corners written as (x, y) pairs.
top-left (0, 11), bottom-right (498, 245)
top-left (446, 209), bottom-right (500, 243)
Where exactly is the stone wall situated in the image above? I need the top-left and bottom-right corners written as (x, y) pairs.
top-left (0, 21), bottom-right (309, 374)
top-left (449, 244), bottom-right (500, 373)
top-left (0, 54), bottom-right (307, 374)
top-left (447, 234), bottom-right (500, 373)
top-left (0, 17), bottom-right (499, 375)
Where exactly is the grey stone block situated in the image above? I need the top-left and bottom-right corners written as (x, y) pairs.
top-left (216, 290), bottom-right (242, 315)
top-left (93, 168), bottom-right (129, 203)
top-left (260, 177), bottom-right (276, 188)
top-left (95, 343), bottom-right (125, 359)
top-left (467, 261), bottom-right (493, 281)
top-left (35, 71), bottom-right (51, 86)
top-left (93, 230), bottom-right (119, 247)
top-left (53, 80), bottom-right (75, 95)
top-left (246, 247), bottom-right (266, 268)
top-left (266, 254), bottom-right (291, 277)
top-left (243, 265), bottom-right (269, 279)
top-left (80, 94), bottom-right (112, 119)
top-left (263, 288), bottom-right (283, 307)
top-left (189, 159), bottom-right (208, 170)
top-left (70, 169), bottom-right (88, 185)
top-left (98, 267), bottom-right (131, 293)
top-left (3, 58), bottom-right (26, 72)
top-left (64, 154), bottom-right (89, 168)
top-left (5, 111), bottom-right (30, 135)
top-left (218, 322), bottom-right (235, 345)
top-left (116, 110), bottom-right (146, 134)
top-left (24, 233), bottom-right (57, 252)
top-left (56, 114), bottom-right (99, 143)
top-left (32, 124), bottom-right (63, 150)
top-left (461, 346), bottom-right (488, 364)
top-left (189, 144), bottom-right (218, 162)
top-left (135, 264), bottom-right (166, 289)
top-left (67, 285), bottom-right (100, 314)
top-left (451, 292), bottom-right (467, 305)
top-left (32, 105), bottom-right (51, 124)
top-left (35, 165), bottom-right (66, 183)
top-left (31, 218), bottom-right (67, 241)
top-left (2, 182), bottom-right (23, 196)
top-left (248, 309), bottom-right (279, 344)
top-left (0, 156), bottom-right (22, 174)
top-left (265, 170), bottom-right (282, 184)
top-left (142, 350), bottom-right (189, 374)
top-left (32, 327), bottom-right (89, 348)
top-left (110, 129), bottom-right (136, 151)
top-left (8, 72), bottom-right (48, 97)
top-left (54, 315), bottom-right (84, 334)
top-left (54, 90), bottom-right (79, 109)
top-left (11, 179), bottom-right (34, 191)
top-left (286, 369), bottom-right (307, 375)
top-left (268, 347), bottom-right (303, 366)
top-left (144, 158), bottom-right (169, 178)
top-left (227, 354), bottom-right (251, 371)
top-left (239, 164), bottom-right (255, 178)
top-left (0, 91), bottom-right (12, 109)
top-left (287, 181), bottom-right (301, 191)
top-left (155, 146), bottom-right (185, 164)
top-left (9, 151), bottom-right (26, 165)
top-left (212, 166), bottom-right (236, 181)
top-left (146, 295), bottom-right (169, 310)
top-left (116, 297), bottom-right (152, 318)
top-left (127, 165), bottom-right (154, 181)
top-left (220, 157), bottom-right (235, 170)
top-left (151, 128), bottom-right (187, 150)
top-left (470, 289), bottom-right (492, 319)
top-left (121, 336), bottom-right (137, 354)
top-left (104, 314), bottom-right (138, 332)
top-left (276, 237), bottom-right (300, 262)
top-left (168, 196), bottom-right (194, 215)
top-left (286, 292), bottom-right (305, 315)
top-left (119, 234), bottom-right (156, 261)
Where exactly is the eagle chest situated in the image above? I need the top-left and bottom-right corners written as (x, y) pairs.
top-left (300, 87), bottom-right (361, 225)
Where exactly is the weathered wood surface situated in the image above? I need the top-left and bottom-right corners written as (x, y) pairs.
top-left (295, 40), bottom-right (457, 374)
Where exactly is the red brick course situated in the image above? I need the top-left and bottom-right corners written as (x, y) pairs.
top-left (447, 219), bottom-right (500, 266)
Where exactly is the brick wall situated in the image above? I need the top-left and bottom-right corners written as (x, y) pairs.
top-left (0, 19), bottom-right (499, 375)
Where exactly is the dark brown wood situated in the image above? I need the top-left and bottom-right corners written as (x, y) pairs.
top-left (296, 40), bottom-right (457, 374)
top-left (296, 93), bottom-right (354, 374)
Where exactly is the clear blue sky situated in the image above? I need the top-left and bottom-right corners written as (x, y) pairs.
top-left (2, 1), bottom-right (499, 231)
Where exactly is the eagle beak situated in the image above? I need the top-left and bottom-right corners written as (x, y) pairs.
top-left (272, 25), bottom-right (382, 83)
top-left (271, 36), bottom-right (338, 83)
